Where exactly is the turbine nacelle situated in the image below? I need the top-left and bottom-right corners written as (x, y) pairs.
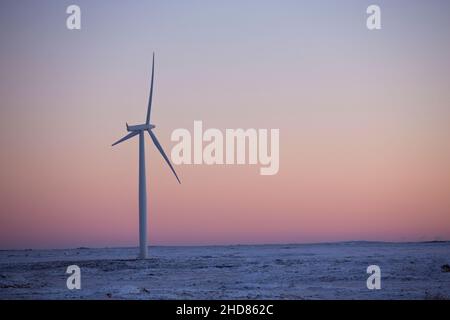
top-left (126, 123), bottom-right (156, 132)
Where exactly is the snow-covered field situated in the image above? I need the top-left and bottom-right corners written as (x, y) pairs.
top-left (1, 242), bottom-right (449, 299)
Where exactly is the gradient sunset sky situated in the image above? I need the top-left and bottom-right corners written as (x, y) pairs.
top-left (1, 0), bottom-right (450, 249)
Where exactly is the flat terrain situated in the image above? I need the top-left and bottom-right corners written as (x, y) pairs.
top-left (1, 242), bottom-right (449, 299)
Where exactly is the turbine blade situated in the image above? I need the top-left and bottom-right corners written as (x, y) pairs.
top-left (145, 53), bottom-right (155, 124)
top-left (147, 130), bottom-right (181, 184)
top-left (111, 131), bottom-right (138, 146)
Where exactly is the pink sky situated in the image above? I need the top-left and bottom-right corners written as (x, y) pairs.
top-left (1, 0), bottom-right (450, 249)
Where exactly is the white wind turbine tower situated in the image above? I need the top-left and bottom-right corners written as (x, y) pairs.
top-left (112, 53), bottom-right (181, 259)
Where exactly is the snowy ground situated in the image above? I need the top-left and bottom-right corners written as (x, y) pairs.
top-left (1, 242), bottom-right (449, 299)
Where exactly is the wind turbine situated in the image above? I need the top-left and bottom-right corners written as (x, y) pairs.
top-left (112, 53), bottom-right (181, 259)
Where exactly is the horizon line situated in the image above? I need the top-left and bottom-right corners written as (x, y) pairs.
top-left (2, 239), bottom-right (449, 252)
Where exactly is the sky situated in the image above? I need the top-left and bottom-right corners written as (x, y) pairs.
top-left (0, 0), bottom-right (449, 249)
